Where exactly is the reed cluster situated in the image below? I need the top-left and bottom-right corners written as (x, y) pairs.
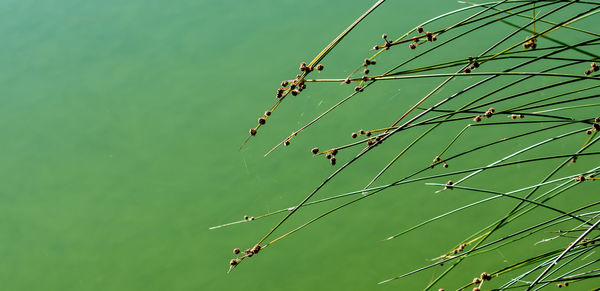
top-left (215, 1), bottom-right (600, 289)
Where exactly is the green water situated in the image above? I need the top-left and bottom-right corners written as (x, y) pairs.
top-left (2, 1), bottom-right (599, 290)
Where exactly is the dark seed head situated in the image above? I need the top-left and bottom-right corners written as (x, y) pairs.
top-left (585, 69), bottom-right (591, 76)
top-left (351, 132), bottom-right (358, 138)
top-left (245, 249), bottom-right (254, 257)
top-left (587, 129), bottom-right (593, 135)
top-left (372, 45), bottom-right (380, 50)
top-left (473, 278), bottom-right (481, 284)
top-left (249, 128), bottom-right (257, 136)
top-left (594, 123), bottom-right (600, 131)
top-left (316, 64), bottom-right (324, 71)
top-left (382, 34), bottom-right (387, 39)
top-left (464, 67), bottom-right (471, 74)
top-left (364, 68), bottom-right (370, 74)
top-left (325, 153), bottom-right (332, 160)
top-left (330, 157), bottom-right (336, 166)
top-left (364, 58), bottom-right (371, 66)
top-left (432, 35), bottom-right (437, 41)
top-left (417, 26), bottom-right (424, 33)
top-left (284, 140), bottom-right (290, 146)
top-left (366, 131), bottom-right (372, 137)
top-left (595, 117), bottom-right (600, 123)
top-left (311, 147), bottom-right (319, 154)
top-left (426, 32), bottom-right (433, 41)
top-left (233, 248), bottom-right (241, 255)
top-left (370, 59), bottom-right (376, 65)
top-left (409, 43), bottom-right (416, 50)
top-left (481, 272), bottom-right (491, 281)
top-left (331, 148), bottom-right (338, 156)
top-left (265, 110), bottom-right (272, 116)
top-left (249, 216), bottom-right (255, 221)
top-left (252, 244), bottom-right (261, 254)
top-left (230, 259), bottom-right (238, 266)
top-left (473, 62), bottom-right (479, 68)
top-left (354, 86), bottom-right (362, 92)
top-left (443, 163), bottom-right (448, 168)
top-left (344, 78), bottom-right (351, 84)
top-left (361, 75), bottom-right (368, 81)
top-left (258, 117), bottom-right (266, 125)
top-left (291, 89), bottom-right (299, 96)
top-left (359, 129), bottom-right (365, 135)
top-left (473, 115), bottom-right (482, 122)
top-left (281, 80), bottom-right (288, 87)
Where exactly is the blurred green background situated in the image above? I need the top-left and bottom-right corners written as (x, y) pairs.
top-left (1, 0), bottom-right (598, 290)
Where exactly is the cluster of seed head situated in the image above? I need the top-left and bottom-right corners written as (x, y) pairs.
top-left (463, 56), bottom-right (480, 74)
top-left (431, 156), bottom-right (448, 168)
top-left (584, 62), bottom-right (598, 75)
top-left (470, 272), bottom-right (492, 291)
top-left (473, 108), bottom-right (495, 122)
top-left (312, 147), bottom-right (339, 166)
top-left (557, 281), bottom-right (570, 288)
top-left (350, 129), bottom-right (383, 147)
top-left (230, 244), bottom-right (262, 267)
top-left (249, 62), bottom-right (324, 137)
top-left (586, 117), bottom-right (600, 135)
top-left (243, 215), bottom-right (255, 221)
top-left (409, 27), bottom-right (437, 50)
top-left (523, 37), bottom-right (537, 49)
top-left (451, 243), bottom-right (467, 255)
top-left (510, 113), bottom-right (525, 119)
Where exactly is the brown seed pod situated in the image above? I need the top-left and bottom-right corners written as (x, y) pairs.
top-left (364, 68), bottom-right (370, 74)
top-left (464, 67), bottom-right (471, 74)
top-left (359, 129), bottom-right (365, 135)
top-left (243, 215), bottom-right (248, 220)
top-left (325, 153), bottom-right (332, 160)
top-left (488, 107), bottom-right (495, 113)
top-left (409, 43), bottom-right (416, 50)
top-left (481, 272), bottom-right (492, 281)
top-left (372, 45), bottom-right (380, 50)
top-left (233, 248), bottom-right (241, 255)
top-left (443, 163), bottom-right (448, 168)
top-left (331, 148), bottom-right (338, 156)
top-left (351, 132), bottom-right (358, 138)
top-left (473, 62), bottom-right (479, 68)
top-left (432, 35), bottom-right (437, 41)
top-left (281, 80), bottom-right (288, 87)
top-left (284, 140), bottom-right (291, 146)
top-left (252, 244), bottom-right (261, 254)
top-left (473, 278), bottom-right (481, 284)
top-left (382, 33), bottom-right (387, 40)
top-left (473, 115), bottom-right (482, 122)
top-left (230, 259), bottom-right (238, 266)
top-left (417, 26), bottom-right (424, 33)
top-left (330, 157), bottom-right (336, 166)
top-left (258, 117), bottom-right (266, 125)
top-left (587, 129), bottom-right (593, 135)
top-left (585, 69), bottom-right (591, 76)
top-left (316, 64), bottom-right (324, 71)
top-left (249, 128), bottom-right (257, 136)
top-left (344, 78), bottom-right (351, 84)
top-left (433, 156), bottom-right (441, 162)
top-left (265, 110), bottom-right (272, 116)
top-left (426, 32), bottom-right (433, 41)
top-left (361, 75), bottom-right (368, 81)
top-left (366, 131), bottom-right (372, 137)
top-left (519, 114), bottom-right (524, 119)
top-left (594, 123), bottom-right (600, 131)
top-left (249, 216), bottom-right (255, 221)
top-left (595, 117), bottom-right (600, 123)
top-left (245, 249), bottom-right (254, 257)
top-left (311, 147), bottom-right (319, 155)
top-left (291, 89), bottom-right (299, 96)
top-left (364, 58), bottom-right (371, 66)
top-left (473, 288), bottom-right (480, 291)
top-left (290, 84), bottom-right (296, 90)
